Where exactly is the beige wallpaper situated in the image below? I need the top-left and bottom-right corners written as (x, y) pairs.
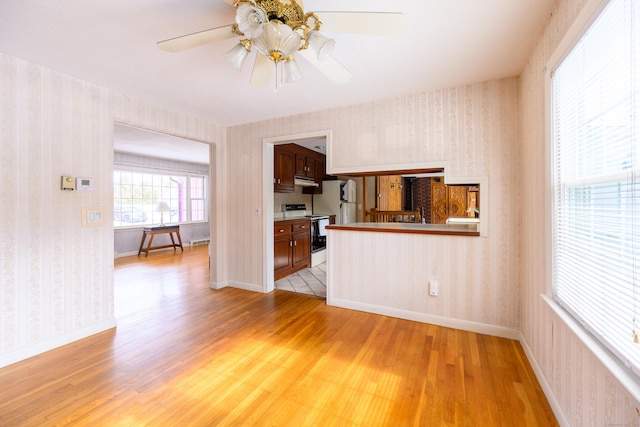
top-left (0, 53), bottom-right (225, 367)
top-left (227, 78), bottom-right (521, 327)
top-left (520, 0), bottom-right (639, 424)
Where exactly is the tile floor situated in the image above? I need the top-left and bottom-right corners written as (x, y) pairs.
top-left (275, 262), bottom-right (326, 298)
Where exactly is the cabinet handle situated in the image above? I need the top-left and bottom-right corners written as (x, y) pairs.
top-left (294, 241), bottom-right (297, 246)
top-left (279, 229), bottom-right (285, 233)
top-left (290, 241), bottom-right (293, 247)
top-left (300, 225), bottom-right (305, 229)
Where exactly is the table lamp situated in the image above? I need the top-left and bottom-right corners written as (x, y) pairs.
top-left (155, 201), bottom-right (171, 226)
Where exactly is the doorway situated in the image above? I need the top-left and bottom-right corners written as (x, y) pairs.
top-left (263, 130), bottom-right (332, 296)
top-left (112, 124), bottom-right (217, 313)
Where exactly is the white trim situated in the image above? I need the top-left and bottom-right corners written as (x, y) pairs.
top-left (0, 319), bottom-right (117, 369)
top-left (209, 280), bottom-right (228, 290)
top-left (327, 297), bottom-right (520, 340)
top-left (518, 331), bottom-right (571, 427)
top-left (226, 280), bottom-right (267, 294)
top-left (542, 294), bottom-right (640, 404)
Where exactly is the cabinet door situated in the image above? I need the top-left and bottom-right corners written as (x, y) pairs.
top-left (303, 158), bottom-right (324, 195)
top-left (431, 181), bottom-right (449, 224)
top-left (274, 148), bottom-right (295, 192)
top-left (305, 157), bottom-right (315, 178)
top-left (447, 185), bottom-right (468, 217)
top-left (291, 229), bottom-right (310, 269)
top-left (274, 228), bottom-right (292, 278)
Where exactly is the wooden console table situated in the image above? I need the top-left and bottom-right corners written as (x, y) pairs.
top-left (138, 225), bottom-right (184, 257)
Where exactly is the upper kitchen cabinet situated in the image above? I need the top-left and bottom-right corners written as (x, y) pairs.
top-left (303, 157), bottom-right (325, 195)
top-left (295, 152), bottom-right (315, 179)
top-left (275, 143), bottom-right (326, 194)
top-left (274, 145), bottom-right (295, 192)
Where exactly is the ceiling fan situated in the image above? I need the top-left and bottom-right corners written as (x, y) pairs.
top-left (157, 0), bottom-right (406, 87)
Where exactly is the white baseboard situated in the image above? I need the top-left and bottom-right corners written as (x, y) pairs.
top-left (0, 319), bottom-right (117, 369)
top-left (225, 280), bottom-right (265, 293)
top-left (327, 297), bottom-right (520, 340)
top-left (518, 332), bottom-right (570, 426)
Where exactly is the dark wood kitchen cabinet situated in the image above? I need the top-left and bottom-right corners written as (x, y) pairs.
top-left (274, 145), bottom-right (295, 193)
top-left (275, 143), bottom-right (326, 194)
top-left (274, 218), bottom-right (311, 280)
top-left (295, 152), bottom-right (315, 178)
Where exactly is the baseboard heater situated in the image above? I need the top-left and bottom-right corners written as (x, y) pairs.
top-left (190, 238), bottom-right (210, 246)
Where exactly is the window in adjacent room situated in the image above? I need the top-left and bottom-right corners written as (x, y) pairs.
top-left (113, 168), bottom-right (208, 227)
top-left (551, 0), bottom-right (639, 375)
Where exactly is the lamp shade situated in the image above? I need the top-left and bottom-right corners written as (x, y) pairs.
top-left (155, 201), bottom-right (171, 213)
top-left (224, 42), bottom-right (250, 70)
top-left (235, 3), bottom-right (266, 38)
top-left (253, 21), bottom-right (301, 63)
top-left (284, 58), bottom-right (303, 83)
top-left (307, 31), bottom-right (335, 60)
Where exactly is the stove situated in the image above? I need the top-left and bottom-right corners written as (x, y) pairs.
top-left (281, 204), bottom-right (329, 256)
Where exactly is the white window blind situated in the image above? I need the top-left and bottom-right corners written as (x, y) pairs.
top-left (552, 0), bottom-right (640, 375)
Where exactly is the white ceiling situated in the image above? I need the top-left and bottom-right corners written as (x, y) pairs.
top-left (0, 0), bottom-right (556, 162)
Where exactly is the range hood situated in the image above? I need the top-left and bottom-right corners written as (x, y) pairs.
top-left (294, 176), bottom-right (319, 188)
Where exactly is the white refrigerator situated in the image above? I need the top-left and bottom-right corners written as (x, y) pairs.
top-left (313, 179), bottom-right (357, 224)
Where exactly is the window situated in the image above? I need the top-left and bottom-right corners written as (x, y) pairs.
top-left (552, 0), bottom-right (639, 374)
top-left (114, 169), bottom-right (207, 227)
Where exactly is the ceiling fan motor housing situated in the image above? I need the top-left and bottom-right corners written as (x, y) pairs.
top-left (253, 0), bottom-right (305, 29)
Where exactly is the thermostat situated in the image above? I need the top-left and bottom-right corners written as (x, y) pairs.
top-left (76, 177), bottom-right (94, 191)
top-left (61, 176), bottom-right (75, 191)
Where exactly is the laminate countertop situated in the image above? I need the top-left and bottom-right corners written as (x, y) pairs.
top-left (326, 222), bottom-right (480, 237)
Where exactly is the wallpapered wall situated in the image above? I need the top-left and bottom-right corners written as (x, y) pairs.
top-left (0, 53), bottom-right (225, 367)
top-left (520, 0), bottom-right (639, 424)
top-left (227, 78), bottom-right (522, 328)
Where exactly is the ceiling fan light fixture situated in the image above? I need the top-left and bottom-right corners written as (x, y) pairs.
top-left (235, 4), bottom-right (267, 38)
top-left (253, 21), bottom-right (301, 63)
top-left (307, 30), bottom-right (335, 60)
top-left (224, 40), bottom-right (251, 70)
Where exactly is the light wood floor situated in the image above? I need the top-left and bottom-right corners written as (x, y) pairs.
top-left (0, 246), bottom-right (558, 426)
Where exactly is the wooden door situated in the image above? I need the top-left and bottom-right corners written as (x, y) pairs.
top-left (376, 175), bottom-right (402, 211)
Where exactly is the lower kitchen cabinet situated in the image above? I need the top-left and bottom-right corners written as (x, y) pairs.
top-left (274, 218), bottom-right (311, 280)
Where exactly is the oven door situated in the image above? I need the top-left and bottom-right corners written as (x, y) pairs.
top-left (310, 218), bottom-right (327, 253)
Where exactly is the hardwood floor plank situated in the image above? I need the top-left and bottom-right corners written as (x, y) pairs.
top-left (0, 246), bottom-right (558, 426)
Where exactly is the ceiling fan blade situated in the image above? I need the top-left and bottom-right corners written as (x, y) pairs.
top-left (251, 53), bottom-right (273, 87)
top-left (314, 12), bottom-right (407, 36)
top-left (157, 24), bottom-right (236, 52)
top-left (298, 50), bottom-right (351, 84)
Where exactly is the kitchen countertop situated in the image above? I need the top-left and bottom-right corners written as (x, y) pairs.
top-left (326, 222), bottom-right (480, 236)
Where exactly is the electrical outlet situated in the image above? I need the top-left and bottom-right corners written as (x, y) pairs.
top-left (429, 280), bottom-right (439, 296)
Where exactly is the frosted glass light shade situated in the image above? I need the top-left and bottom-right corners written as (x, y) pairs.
top-left (307, 31), bottom-right (335, 60)
top-left (284, 58), bottom-right (303, 83)
top-left (224, 42), bottom-right (250, 70)
top-left (253, 21), bottom-right (301, 63)
top-left (235, 4), bottom-right (266, 38)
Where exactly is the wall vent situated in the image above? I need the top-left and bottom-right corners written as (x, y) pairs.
top-left (190, 238), bottom-right (210, 246)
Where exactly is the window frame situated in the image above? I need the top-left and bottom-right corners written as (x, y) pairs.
top-left (113, 165), bottom-right (209, 229)
top-left (544, 0), bottom-right (640, 402)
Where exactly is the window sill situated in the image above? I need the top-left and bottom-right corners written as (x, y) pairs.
top-left (541, 294), bottom-right (640, 403)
